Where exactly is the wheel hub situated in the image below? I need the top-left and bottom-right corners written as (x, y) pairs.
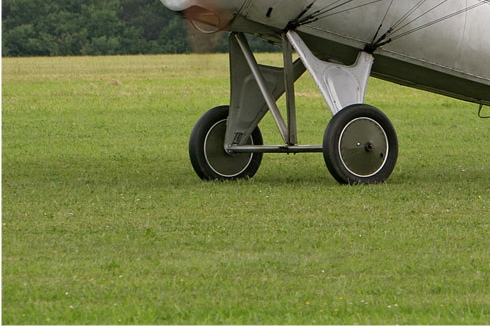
top-left (338, 117), bottom-right (389, 177)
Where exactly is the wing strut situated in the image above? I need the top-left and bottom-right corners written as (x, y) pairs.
top-left (287, 30), bottom-right (373, 115)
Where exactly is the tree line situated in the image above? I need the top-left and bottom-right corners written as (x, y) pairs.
top-left (2, 0), bottom-right (279, 57)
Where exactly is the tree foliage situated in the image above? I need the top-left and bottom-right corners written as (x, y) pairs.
top-left (2, 0), bottom-right (279, 56)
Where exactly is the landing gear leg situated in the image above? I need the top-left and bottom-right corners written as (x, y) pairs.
top-left (287, 30), bottom-right (399, 184)
top-left (187, 31), bottom-right (399, 184)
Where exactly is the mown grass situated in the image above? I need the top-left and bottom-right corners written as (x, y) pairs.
top-left (2, 54), bottom-right (490, 324)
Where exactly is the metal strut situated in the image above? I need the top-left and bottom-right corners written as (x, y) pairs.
top-left (286, 30), bottom-right (374, 115)
top-left (225, 32), bottom-right (308, 153)
top-left (225, 31), bottom-right (375, 154)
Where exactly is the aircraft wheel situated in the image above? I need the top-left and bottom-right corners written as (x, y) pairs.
top-left (189, 105), bottom-right (263, 180)
top-left (323, 104), bottom-right (398, 184)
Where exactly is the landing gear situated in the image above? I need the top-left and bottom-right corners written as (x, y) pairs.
top-left (323, 104), bottom-right (398, 184)
top-left (187, 31), bottom-right (399, 184)
top-left (189, 106), bottom-right (263, 180)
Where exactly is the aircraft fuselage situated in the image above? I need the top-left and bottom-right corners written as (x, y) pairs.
top-left (161, 0), bottom-right (490, 105)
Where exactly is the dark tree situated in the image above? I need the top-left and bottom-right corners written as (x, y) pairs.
top-left (2, 0), bottom-right (279, 56)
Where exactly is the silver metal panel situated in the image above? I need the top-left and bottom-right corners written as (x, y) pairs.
top-left (161, 0), bottom-right (490, 105)
top-left (231, 0), bottom-right (490, 105)
top-left (300, 1), bottom-right (490, 80)
top-left (288, 30), bottom-right (374, 115)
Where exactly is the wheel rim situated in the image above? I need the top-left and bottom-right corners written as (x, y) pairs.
top-left (204, 119), bottom-right (254, 178)
top-left (338, 117), bottom-right (389, 177)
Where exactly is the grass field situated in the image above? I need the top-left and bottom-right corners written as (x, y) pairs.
top-left (2, 54), bottom-right (489, 324)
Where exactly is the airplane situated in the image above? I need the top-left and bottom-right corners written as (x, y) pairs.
top-left (160, 0), bottom-right (490, 184)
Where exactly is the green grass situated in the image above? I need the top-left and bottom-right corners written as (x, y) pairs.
top-left (2, 54), bottom-right (490, 324)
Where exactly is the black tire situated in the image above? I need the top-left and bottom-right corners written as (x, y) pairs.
top-left (189, 105), bottom-right (263, 180)
top-left (323, 104), bottom-right (398, 184)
